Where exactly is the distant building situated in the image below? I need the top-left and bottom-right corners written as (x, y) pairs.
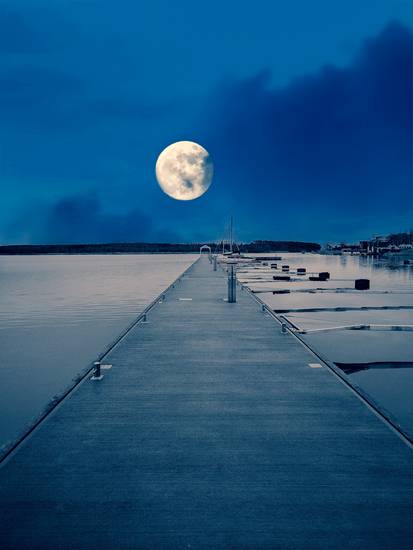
top-left (360, 235), bottom-right (394, 255)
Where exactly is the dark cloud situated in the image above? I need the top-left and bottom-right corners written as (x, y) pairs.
top-left (0, 7), bottom-right (171, 130)
top-left (200, 22), bottom-right (413, 240)
top-left (0, 66), bottom-right (83, 110)
top-left (0, 9), bottom-right (81, 116)
top-left (0, 4), bottom-right (72, 55)
top-left (0, 63), bottom-right (171, 131)
top-left (49, 194), bottom-right (154, 244)
top-left (85, 98), bottom-right (174, 122)
top-left (6, 194), bottom-right (157, 244)
top-left (0, 9), bottom-right (41, 54)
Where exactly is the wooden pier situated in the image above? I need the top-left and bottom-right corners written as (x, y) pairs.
top-left (1, 255), bottom-right (413, 549)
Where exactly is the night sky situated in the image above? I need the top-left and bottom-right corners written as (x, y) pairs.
top-left (0, 0), bottom-right (411, 244)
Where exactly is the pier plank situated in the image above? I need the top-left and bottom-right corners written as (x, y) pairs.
top-left (1, 256), bottom-right (412, 549)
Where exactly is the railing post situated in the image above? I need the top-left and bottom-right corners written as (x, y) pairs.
top-left (213, 255), bottom-right (217, 271)
top-left (227, 264), bottom-right (236, 303)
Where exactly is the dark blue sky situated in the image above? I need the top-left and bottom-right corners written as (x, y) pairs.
top-left (0, 0), bottom-right (411, 244)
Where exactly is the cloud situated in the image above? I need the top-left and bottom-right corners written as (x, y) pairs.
top-left (0, 4), bottom-right (73, 55)
top-left (199, 22), bottom-right (413, 240)
top-left (0, 66), bottom-right (83, 111)
top-left (0, 5), bottom-right (172, 131)
top-left (5, 193), bottom-right (157, 244)
top-left (0, 9), bottom-right (42, 54)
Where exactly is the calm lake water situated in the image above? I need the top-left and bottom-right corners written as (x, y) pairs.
top-left (239, 253), bottom-right (413, 439)
top-left (0, 254), bottom-right (197, 450)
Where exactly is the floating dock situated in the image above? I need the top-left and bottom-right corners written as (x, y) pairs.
top-left (1, 255), bottom-right (413, 548)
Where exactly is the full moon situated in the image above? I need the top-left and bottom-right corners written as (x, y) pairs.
top-left (155, 141), bottom-right (213, 200)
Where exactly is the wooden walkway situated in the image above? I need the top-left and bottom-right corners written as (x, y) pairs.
top-left (1, 255), bottom-right (413, 549)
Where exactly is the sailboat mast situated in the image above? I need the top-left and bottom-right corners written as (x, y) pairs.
top-left (230, 216), bottom-right (233, 253)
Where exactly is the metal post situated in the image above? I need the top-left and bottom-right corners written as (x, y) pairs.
top-left (94, 361), bottom-right (101, 377)
top-left (213, 256), bottom-right (217, 271)
top-left (91, 361), bottom-right (103, 380)
top-left (227, 264), bottom-right (236, 303)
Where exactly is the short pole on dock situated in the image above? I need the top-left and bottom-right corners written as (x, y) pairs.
top-left (213, 256), bottom-right (217, 271)
top-left (227, 264), bottom-right (237, 303)
top-left (281, 322), bottom-right (287, 334)
top-left (91, 361), bottom-right (103, 380)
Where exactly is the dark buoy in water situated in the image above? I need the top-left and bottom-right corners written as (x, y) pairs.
top-left (355, 279), bottom-right (370, 290)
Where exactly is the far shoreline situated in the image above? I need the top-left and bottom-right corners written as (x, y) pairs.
top-left (0, 240), bottom-right (321, 256)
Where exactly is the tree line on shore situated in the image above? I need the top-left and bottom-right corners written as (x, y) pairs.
top-left (387, 230), bottom-right (413, 245)
top-left (0, 240), bottom-right (321, 255)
